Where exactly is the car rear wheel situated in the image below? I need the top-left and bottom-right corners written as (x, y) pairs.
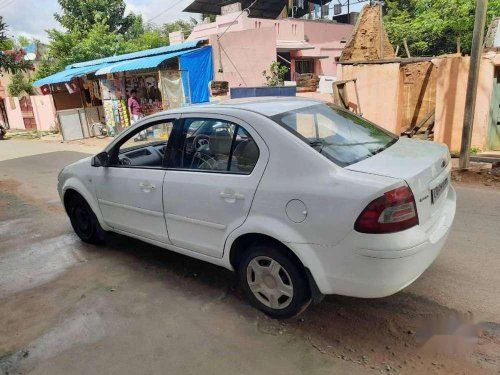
top-left (67, 194), bottom-right (106, 244)
top-left (239, 244), bottom-right (311, 319)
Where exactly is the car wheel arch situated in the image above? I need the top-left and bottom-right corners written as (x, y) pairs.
top-left (228, 233), bottom-right (305, 277)
top-left (228, 232), bottom-right (324, 303)
top-left (61, 180), bottom-right (108, 230)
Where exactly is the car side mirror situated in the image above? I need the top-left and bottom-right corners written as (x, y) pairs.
top-left (92, 151), bottom-right (109, 167)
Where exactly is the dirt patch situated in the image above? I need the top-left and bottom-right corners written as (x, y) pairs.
top-left (0, 179), bottom-right (64, 214)
top-left (259, 294), bottom-right (500, 374)
top-left (451, 168), bottom-right (500, 189)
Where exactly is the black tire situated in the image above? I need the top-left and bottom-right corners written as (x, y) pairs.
top-left (239, 243), bottom-right (311, 319)
top-left (67, 194), bottom-right (106, 244)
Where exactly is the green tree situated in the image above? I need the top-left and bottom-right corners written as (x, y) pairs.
top-left (34, 0), bottom-right (197, 80)
top-left (160, 18), bottom-right (198, 40)
top-left (0, 17), bottom-right (32, 74)
top-left (54, 0), bottom-right (139, 34)
top-left (7, 72), bottom-right (34, 96)
top-left (385, 0), bottom-right (500, 56)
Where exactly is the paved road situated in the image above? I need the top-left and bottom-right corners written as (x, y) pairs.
top-left (1, 140), bottom-right (499, 375)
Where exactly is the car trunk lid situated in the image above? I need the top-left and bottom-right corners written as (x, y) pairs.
top-left (346, 138), bottom-right (451, 226)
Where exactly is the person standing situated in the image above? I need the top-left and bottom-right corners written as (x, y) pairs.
top-left (128, 89), bottom-right (142, 124)
top-left (128, 89), bottom-right (146, 141)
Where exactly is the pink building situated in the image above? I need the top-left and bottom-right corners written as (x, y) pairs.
top-left (183, 11), bottom-right (353, 88)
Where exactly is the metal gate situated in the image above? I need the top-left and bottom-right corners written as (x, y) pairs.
top-left (0, 100), bottom-right (9, 130)
top-left (488, 67), bottom-right (500, 150)
top-left (19, 96), bottom-right (37, 130)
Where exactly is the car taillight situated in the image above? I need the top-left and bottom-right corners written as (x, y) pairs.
top-left (354, 186), bottom-right (419, 234)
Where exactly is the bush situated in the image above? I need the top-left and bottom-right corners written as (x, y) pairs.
top-left (262, 61), bottom-right (289, 87)
top-left (7, 72), bottom-right (34, 97)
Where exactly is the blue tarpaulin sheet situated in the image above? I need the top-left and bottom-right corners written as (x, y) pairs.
top-left (180, 46), bottom-right (213, 104)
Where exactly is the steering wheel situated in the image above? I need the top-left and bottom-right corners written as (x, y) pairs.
top-left (192, 134), bottom-right (210, 151)
top-left (192, 153), bottom-right (216, 170)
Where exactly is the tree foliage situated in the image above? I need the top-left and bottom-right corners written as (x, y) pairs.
top-left (384, 0), bottom-right (500, 56)
top-left (54, 0), bottom-right (138, 34)
top-left (7, 72), bottom-right (34, 96)
top-left (34, 0), bottom-right (197, 80)
top-left (0, 17), bottom-right (33, 75)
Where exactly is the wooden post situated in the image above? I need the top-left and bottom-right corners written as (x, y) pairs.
top-left (379, 4), bottom-right (384, 59)
top-left (403, 38), bottom-right (411, 58)
top-left (459, 0), bottom-right (488, 169)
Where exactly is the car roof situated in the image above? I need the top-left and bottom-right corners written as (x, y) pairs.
top-left (162, 97), bottom-right (326, 118)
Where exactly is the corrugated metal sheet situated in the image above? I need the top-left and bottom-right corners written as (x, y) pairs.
top-left (94, 49), bottom-right (199, 75)
top-left (33, 41), bottom-right (206, 87)
top-left (33, 63), bottom-right (110, 86)
top-left (66, 40), bottom-right (203, 69)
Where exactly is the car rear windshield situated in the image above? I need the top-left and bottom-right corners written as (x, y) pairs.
top-left (270, 103), bottom-right (398, 167)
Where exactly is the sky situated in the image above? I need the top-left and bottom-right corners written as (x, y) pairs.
top-left (0, 0), bottom-right (364, 44)
top-left (0, 0), bottom-right (194, 43)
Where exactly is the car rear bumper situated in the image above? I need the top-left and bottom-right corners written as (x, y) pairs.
top-left (289, 186), bottom-right (456, 298)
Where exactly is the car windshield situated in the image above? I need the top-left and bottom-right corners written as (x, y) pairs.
top-left (270, 103), bottom-right (398, 167)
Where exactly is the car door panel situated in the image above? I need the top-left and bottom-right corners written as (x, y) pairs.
top-left (94, 116), bottom-right (177, 243)
top-left (96, 168), bottom-right (168, 243)
top-left (163, 114), bottom-right (269, 258)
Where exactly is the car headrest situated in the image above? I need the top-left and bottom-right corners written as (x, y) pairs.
top-left (233, 140), bottom-right (259, 166)
top-left (209, 130), bottom-right (232, 156)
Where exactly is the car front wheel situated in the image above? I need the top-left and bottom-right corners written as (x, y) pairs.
top-left (239, 244), bottom-right (311, 319)
top-left (67, 194), bottom-right (106, 244)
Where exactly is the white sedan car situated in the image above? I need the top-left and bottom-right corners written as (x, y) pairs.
top-left (58, 98), bottom-right (456, 318)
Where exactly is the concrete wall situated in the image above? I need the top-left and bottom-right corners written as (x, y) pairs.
top-left (188, 12), bottom-right (305, 42)
top-left (5, 97), bottom-right (24, 129)
top-left (209, 28), bottom-right (277, 87)
top-left (189, 12), bottom-right (353, 80)
top-left (31, 95), bottom-right (57, 131)
top-left (4, 95), bottom-right (56, 131)
top-left (295, 22), bottom-right (353, 76)
top-left (433, 55), bottom-right (495, 152)
top-left (338, 63), bottom-right (401, 134)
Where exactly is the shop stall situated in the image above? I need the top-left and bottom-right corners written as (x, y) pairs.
top-left (33, 41), bottom-right (213, 140)
top-left (47, 76), bottom-right (106, 141)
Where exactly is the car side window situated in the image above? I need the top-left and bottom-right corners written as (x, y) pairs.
top-left (170, 118), bottom-right (259, 174)
top-left (229, 126), bottom-right (259, 174)
top-left (110, 120), bottom-right (174, 168)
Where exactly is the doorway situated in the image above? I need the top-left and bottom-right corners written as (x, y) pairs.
top-left (19, 96), bottom-right (37, 130)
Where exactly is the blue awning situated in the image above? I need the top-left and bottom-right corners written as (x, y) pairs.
top-left (66, 40), bottom-right (203, 69)
top-left (33, 62), bottom-right (110, 86)
top-left (94, 49), bottom-right (198, 75)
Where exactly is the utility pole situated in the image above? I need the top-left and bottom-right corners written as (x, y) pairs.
top-left (459, 0), bottom-right (488, 169)
top-left (347, 0), bottom-right (350, 24)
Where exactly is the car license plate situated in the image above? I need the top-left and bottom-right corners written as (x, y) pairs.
top-left (431, 177), bottom-right (449, 204)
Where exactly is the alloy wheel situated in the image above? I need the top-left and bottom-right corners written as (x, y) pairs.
top-left (246, 256), bottom-right (294, 309)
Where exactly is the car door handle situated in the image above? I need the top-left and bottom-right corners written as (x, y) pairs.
top-left (220, 191), bottom-right (245, 201)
